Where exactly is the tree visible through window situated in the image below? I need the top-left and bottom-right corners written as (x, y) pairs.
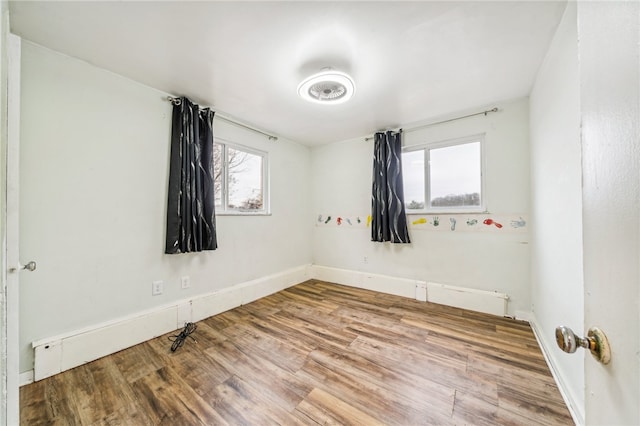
top-left (214, 140), bottom-right (268, 213)
top-left (402, 135), bottom-right (484, 213)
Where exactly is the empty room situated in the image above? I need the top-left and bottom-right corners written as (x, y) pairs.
top-left (0, 1), bottom-right (638, 425)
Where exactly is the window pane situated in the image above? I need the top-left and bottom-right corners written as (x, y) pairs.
top-left (429, 141), bottom-right (481, 207)
top-left (402, 150), bottom-right (425, 210)
top-left (213, 143), bottom-right (222, 207)
top-left (228, 147), bottom-right (263, 210)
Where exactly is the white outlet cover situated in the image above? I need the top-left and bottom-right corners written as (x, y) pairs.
top-left (152, 280), bottom-right (163, 296)
top-left (181, 276), bottom-right (190, 289)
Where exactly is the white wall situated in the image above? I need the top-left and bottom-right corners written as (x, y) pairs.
top-left (529, 3), bottom-right (584, 422)
top-left (17, 41), bottom-right (312, 373)
top-left (311, 98), bottom-right (531, 317)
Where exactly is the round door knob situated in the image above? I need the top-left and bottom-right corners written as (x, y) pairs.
top-left (9, 261), bottom-right (37, 273)
top-left (23, 261), bottom-right (36, 271)
top-left (555, 325), bottom-right (611, 364)
top-left (555, 326), bottom-right (579, 353)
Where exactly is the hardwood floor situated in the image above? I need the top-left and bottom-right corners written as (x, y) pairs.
top-left (20, 280), bottom-right (573, 425)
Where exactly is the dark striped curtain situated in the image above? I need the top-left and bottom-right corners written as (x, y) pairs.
top-left (165, 97), bottom-right (218, 254)
top-left (371, 130), bottom-right (411, 243)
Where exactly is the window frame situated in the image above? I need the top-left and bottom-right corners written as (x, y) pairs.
top-left (402, 134), bottom-right (486, 214)
top-left (214, 138), bottom-right (270, 216)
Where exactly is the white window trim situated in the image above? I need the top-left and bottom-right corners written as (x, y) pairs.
top-left (215, 138), bottom-right (270, 216)
top-left (403, 133), bottom-right (487, 215)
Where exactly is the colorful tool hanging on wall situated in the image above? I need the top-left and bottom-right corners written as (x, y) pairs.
top-left (483, 218), bottom-right (503, 228)
top-left (315, 213), bottom-right (528, 233)
top-left (510, 217), bottom-right (526, 228)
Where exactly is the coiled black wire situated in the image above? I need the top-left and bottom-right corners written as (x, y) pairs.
top-left (168, 322), bottom-right (197, 352)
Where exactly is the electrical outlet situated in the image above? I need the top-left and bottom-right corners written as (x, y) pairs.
top-left (152, 280), bottom-right (163, 296)
top-left (363, 256), bottom-right (369, 264)
top-left (181, 276), bottom-right (191, 289)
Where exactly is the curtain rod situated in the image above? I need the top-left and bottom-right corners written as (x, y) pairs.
top-left (166, 96), bottom-right (278, 141)
top-left (364, 107), bottom-right (499, 141)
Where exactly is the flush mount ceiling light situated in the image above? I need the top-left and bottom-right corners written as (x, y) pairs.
top-left (297, 69), bottom-right (356, 105)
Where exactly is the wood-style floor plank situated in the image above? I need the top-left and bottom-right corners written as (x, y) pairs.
top-left (20, 279), bottom-right (573, 425)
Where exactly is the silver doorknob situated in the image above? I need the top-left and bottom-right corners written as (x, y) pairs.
top-left (23, 261), bottom-right (36, 271)
top-left (9, 261), bottom-right (36, 273)
top-left (555, 325), bottom-right (611, 364)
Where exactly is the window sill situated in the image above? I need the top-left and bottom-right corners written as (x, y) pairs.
top-left (406, 209), bottom-right (489, 215)
top-left (216, 210), bottom-right (272, 217)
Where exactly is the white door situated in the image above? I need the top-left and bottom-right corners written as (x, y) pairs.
top-left (3, 33), bottom-right (22, 426)
top-left (579, 2), bottom-right (639, 425)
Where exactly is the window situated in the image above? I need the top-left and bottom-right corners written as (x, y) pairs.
top-left (402, 135), bottom-right (484, 213)
top-left (214, 139), bottom-right (268, 214)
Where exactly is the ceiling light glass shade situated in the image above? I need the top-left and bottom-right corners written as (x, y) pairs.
top-left (297, 70), bottom-right (356, 105)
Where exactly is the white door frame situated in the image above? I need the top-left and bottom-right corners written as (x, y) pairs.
top-left (4, 33), bottom-right (21, 426)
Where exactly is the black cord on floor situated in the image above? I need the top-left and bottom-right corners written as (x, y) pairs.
top-left (168, 322), bottom-right (197, 352)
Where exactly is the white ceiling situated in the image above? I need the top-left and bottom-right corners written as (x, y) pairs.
top-left (9, 1), bottom-right (566, 146)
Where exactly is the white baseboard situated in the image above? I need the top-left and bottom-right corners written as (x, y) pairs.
top-left (19, 370), bottom-right (34, 387)
top-left (515, 310), bottom-right (533, 322)
top-left (309, 265), bottom-right (510, 317)
top-left (529, 314), bottom-right (584, 426)
top-left (29, 265), bottom-right (309, 383)
top-left (426, 282), bottom-right (507, 316)
top-left (24, 264), bottom-right (542, 394)
top-left (309, 265), bottom-right (419, 299)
